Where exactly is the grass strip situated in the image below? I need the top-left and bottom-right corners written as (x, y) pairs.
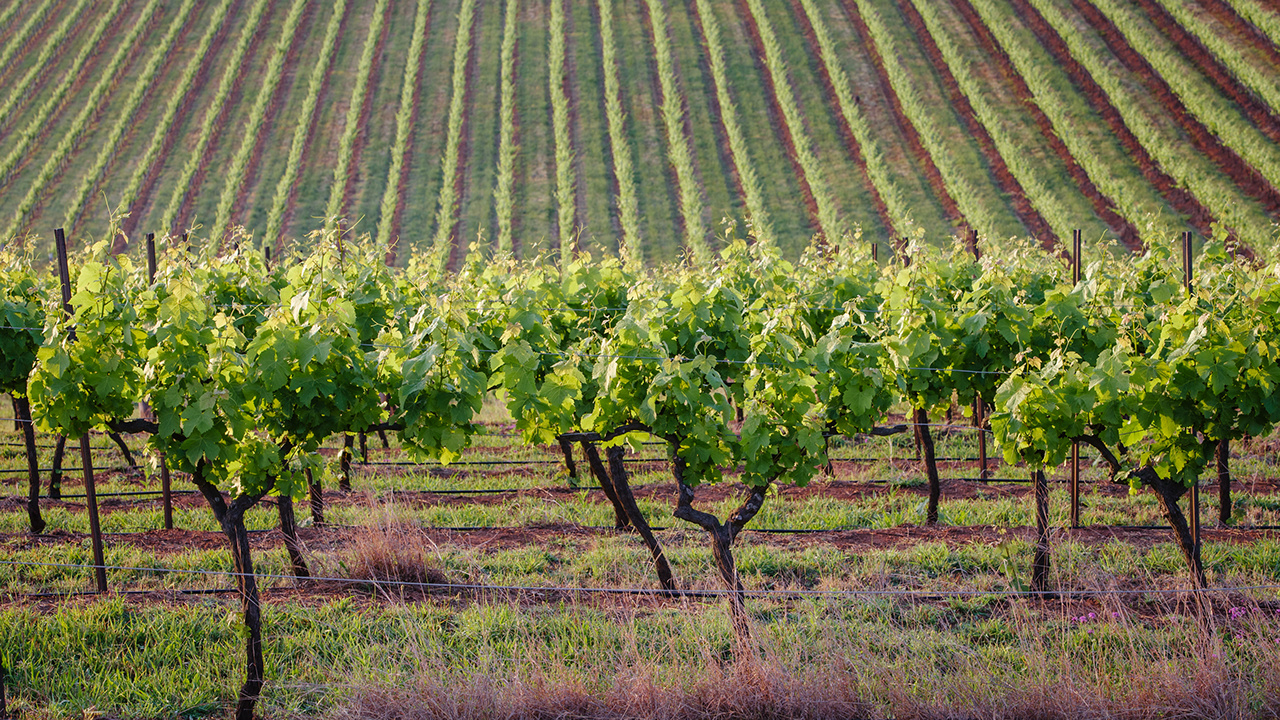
top-left (265, 1), bottom-right (349, 245)
top-left (493, 0), bottom-right (520, 256)
top-left (374, 0), bottom-right (431, 262)
top-left (321, 0), bottom-right (390, 235)
top-left (430, 0), bottom-right (478, 272)
top-left (689, 0), bottom-right (773, 247)
top-left (548, 0), bottom-right (577, 264)
top-left (63, 0), bottom-right (196, 234)
top-left (643, 0), bottom-right (709, 262)
top-left (0, 0), bottom-right (108, 193)
top-left (4, 0), bottom-right (161, 240)
top-left (208, 0), bottom-right (310, 243)
top-left (114, 0), bottom-right (235, 238)
top-left (1026, 0), bottom-right (1275, 247)
top-left (596, 0), bottom-right (643, 263)
top-left (157, 0), bottom-right (272, 235)
top-left (967, 0), bottom-right (1185, 241)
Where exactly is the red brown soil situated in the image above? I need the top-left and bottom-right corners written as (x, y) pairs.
top-left (335, 0), bottom-right (393, 233)
top-left (786, 0), bottom-right (895, 240)
top-left (17, 3), bottom-right (165, 241)
top-left (93, 5), bottom-right (203, 242)
top-left (174, 0), bottom-right (276, 234)
top-left (444, 3), bottom-right (481, 273)
top-left (0, 0), bottom-right (75, 135)
top-left (1005, 0), bottom-right (1217, 237)
top-left (589, 0), bottom-right (626, 244)
top-left (1199, 0), bottom-right (1280, 71)
top-left (949, 0), bottom-right (1141, 251)
top-left (1066, 0), bottom-right (1280, 214)
top-left (635, 0), bottom-right (688, 246)
top-left (1131, 0), bottom-right (1280, 145)
top-left (733, 0), bottom-right (827, 240)
top-left (836, 0), bottom-right (966, 233)
top-left (279, 1), bottom-right (352, 259)
top-left (505, 0), bottom-right (525, 259)
top-left (225, 1), bottom-right (319, 239)
top-left (898, 0), bottom-right (1058, 251)
top-left (122, 0), bottom-right (248, 239)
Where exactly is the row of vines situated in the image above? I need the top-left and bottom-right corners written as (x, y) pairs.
top-left (4, 228), bottom-right (1280, 714)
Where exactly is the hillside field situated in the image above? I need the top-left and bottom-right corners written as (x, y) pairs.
top-left (1, 0), bottom-right (1280, 263)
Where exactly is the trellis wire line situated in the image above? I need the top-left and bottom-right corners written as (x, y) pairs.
top-left (2, 559), bottom-right (1275, 599)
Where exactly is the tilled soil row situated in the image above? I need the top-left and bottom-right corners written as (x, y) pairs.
top-left (897, 0), bottom-right (1056, 249)
top-left (836, 0), bottom-right (965, 232)
top-left (733, 0), bottom-right (826, 238)
top-left (1066, 0), bottom-right (1280, 215)
top-left (445, 1), bottom-right (482, 273)
top-left (949, 0), bottom-right (1140, 250)
top-left (1005, 0), bottom-right (1215, 236)
top-left (786, 0), bottom-right (895, 238)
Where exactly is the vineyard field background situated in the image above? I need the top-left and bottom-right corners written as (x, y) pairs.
top-left (2, 0), bottom-right (1280, 262)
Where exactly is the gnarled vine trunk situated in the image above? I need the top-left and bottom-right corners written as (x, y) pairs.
top-left (670, 454), bottom-right (769, 645)
top-left (192, 464), bottom-right (271, 720)
top-left (339, 434), bottom-right (354, 492)
top-left (1217, 439), bottom-right (1230, 526)
top-left (48, 435), bottom-right (67, 499)
top-left (1139, 467), bottom-right (1206, 589)
top-left (277, 493), bottom-right (309, 578)
top-left (581, 441), bottom-right (676, 591)
top-left (1031, 469), bottom-right (1050, 591)
top-left (15, 397), bottom-right (44, 533)
top-left (914, 408), bottom-right (941, 524)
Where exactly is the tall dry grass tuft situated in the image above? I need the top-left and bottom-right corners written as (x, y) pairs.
top-left (335, 656), bottom-right (870, 720)
top-left (336, 497), bottom-right (448, 594)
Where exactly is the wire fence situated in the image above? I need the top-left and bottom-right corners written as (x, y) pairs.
top-left (3, 559), bottom-right (1277, 601)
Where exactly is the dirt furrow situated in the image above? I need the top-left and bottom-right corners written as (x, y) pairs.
top-left (733, 0), bottom-right (824, 237)
top-left (897, 0), bottom-right (1054, 248)
top-left (278, 2), bottom-right (351, 258)
top-left (949, 0), bottom-right (1140, 250)
top-left (121, 0), bottom-right (245, 240)
top-left (174, 0), bottom-right (276, 233)
top-left (1004, 0), bottom-right (1214, 236)
top-left (836, 0), bottom-right (964, 233)
top-left (337, 0), bottom-right (393, 229)
top-left (1131, 0), bottom-right (1280, 145)
top-left (588, 0), bottom-right (625, 243)
top-left (444, 4), bottom-right (481, 272)
top-left (1199, 0), bottom-right (1280, 69)
top-left (1066, 0), bottom-right (1280, 213)
top-left (229, 3), bottom-right (318, 234)
top-left (0, 0), bottom-right (74, 122)
top-left (786, 0), bottom-right (893, 240)
top-left (635, 0), bottom-right (688, 244)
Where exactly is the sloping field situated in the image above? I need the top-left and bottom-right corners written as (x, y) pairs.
top-left (1, 0), bottom-right (1279, 262)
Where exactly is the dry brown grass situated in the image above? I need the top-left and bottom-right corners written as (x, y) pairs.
top-left (332, 498), bottom-right (449, 594)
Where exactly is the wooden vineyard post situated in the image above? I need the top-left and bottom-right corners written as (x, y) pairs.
top-left (969, 230), bottom-right (988, 480)
top-left (146, 234), bottom-right (174, 530)
top-left (1217, 439), bottom-right (1231, 526)
top-left (1070, 229), bottom-right (1082, 528)
top-left (1182, 231), bottom-right (1201, 565)
top-left (55, 228), bottom-right (107, 593)
top-left (871, 239), bottom-right (878, 263)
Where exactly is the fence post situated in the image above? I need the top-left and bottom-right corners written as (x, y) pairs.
top-left (145, 233), bottom-right (174, 531)
top-left (55, 228), bottom-right (107, 593)
top-left (1071, 229), bottom-right (1082, 528)
top-left (1183, 231), bottom-right (1201, 558)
